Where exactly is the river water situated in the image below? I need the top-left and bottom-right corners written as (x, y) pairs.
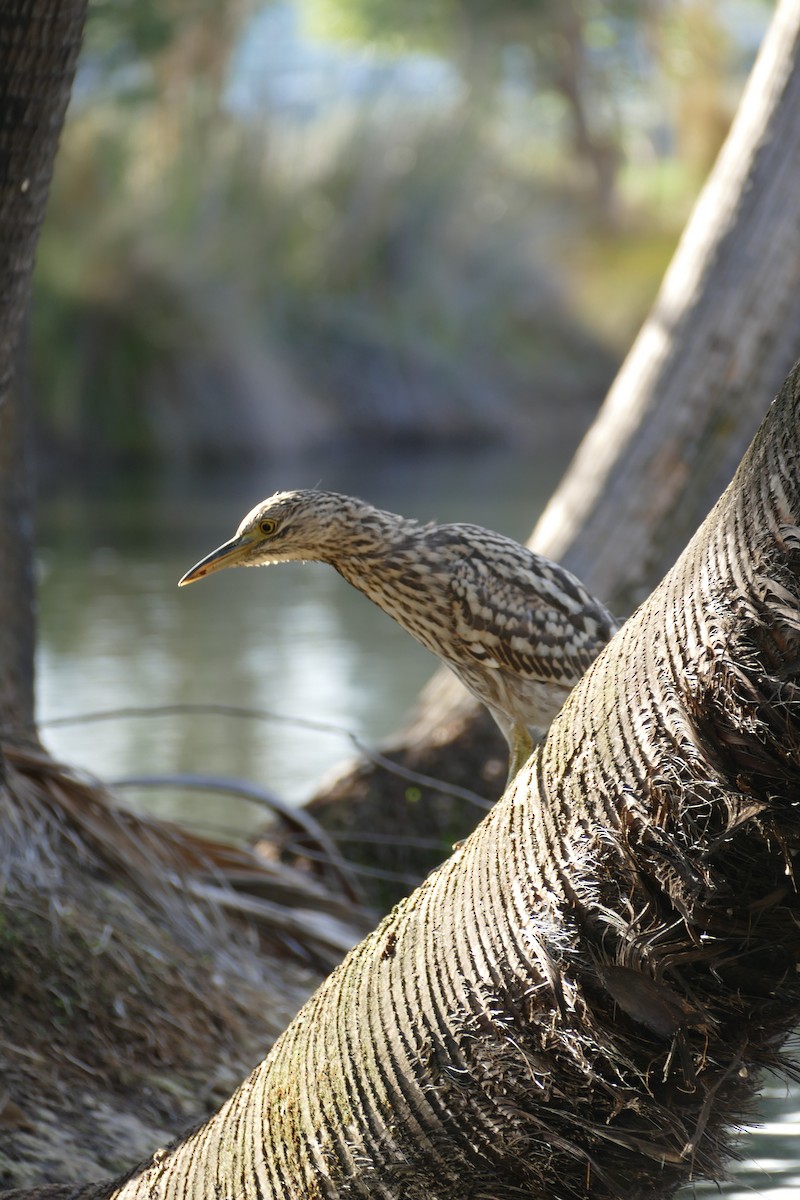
top-left (35, 448), bottom-right (799, 1197)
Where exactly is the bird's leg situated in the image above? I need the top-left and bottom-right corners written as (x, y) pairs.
top-left (505, 723), bottom-right (534, 786)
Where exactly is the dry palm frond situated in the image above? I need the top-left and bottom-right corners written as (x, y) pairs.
top-left (3, 744), bottom-right (374, 969)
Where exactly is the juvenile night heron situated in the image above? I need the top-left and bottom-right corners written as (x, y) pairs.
top-left (179, 490), bottom-right (619, 781)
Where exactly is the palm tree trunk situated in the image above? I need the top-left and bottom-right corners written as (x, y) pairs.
top-left (0, 0), bottom-right (87, 739)
top-left (47, 360), bottom-right (800, 1200)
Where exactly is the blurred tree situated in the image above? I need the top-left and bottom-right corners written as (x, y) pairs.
top-left (0, 1), bottom-right (88, 741)
top-left (86, 0), bottom-right (247, 106)
top-left (83, 0), bottom-right (249, 204)
top-left (656, 0), bottom-right (735, 178)
top-left (305, 0), bottom-right (655, 217)
top-left (85, 0), bottom-right (176, 66)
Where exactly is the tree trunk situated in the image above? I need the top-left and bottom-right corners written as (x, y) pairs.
top-left (0, 0), bottom-right (86, 739)
top-left (306, 0), bottom-right (800, 897)
top-left (531, 0), bottom-right (800, 607)
top-left (27, 360), bottom-right (800, 1200)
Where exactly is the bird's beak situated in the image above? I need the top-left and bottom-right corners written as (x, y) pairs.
top-left (178, 533), bottom-right (255, 587)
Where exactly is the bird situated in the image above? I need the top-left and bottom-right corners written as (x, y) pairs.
top-left (178, 490), bottom-right (620, 782)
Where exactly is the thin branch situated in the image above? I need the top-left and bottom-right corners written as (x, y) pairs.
top-left (110, 772), bottom-right (361, 903)
top-left (280, 840), bottom-right (427, 888)
top-left (41, 704), bottom-right (493, 810)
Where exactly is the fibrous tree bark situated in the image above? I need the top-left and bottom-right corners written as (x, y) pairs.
top-left (307, 0), bottom-right (800, 898)
top-left (25, 361), bottom-right (800, 1200)
top-left (0, 0), bottom-right (87, 740)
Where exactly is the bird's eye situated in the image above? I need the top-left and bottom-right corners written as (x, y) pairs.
top-left (260, 519), bottom-right (278, 536)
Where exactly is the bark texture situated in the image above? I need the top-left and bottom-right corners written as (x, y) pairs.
top-left (307, 0), bottom-right (800, 892)
top-left (0, 0), bottom-right (86, 735)
top-left (29, 365), bottom-right (800, 1198)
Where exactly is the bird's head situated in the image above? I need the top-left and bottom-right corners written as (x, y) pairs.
top-left (178, 489), bottom-right (368, 586)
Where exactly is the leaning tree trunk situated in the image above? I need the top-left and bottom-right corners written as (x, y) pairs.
top-left (531, 0), bottom-right (800, 605)
top-left (29, 362), bottom-right (800, 1200)
top-left (0, 1), bottom-right (87, 741)
top-left (306, 0), bottom-right (800, 902)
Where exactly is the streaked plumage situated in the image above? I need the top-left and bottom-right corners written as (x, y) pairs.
top-left (179, 490), bottom-right (620, 780)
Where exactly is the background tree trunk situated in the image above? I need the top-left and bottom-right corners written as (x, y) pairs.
top-left (35, 362), bottom-right (800, 1200)
top-left (531, 0), bottom-right (800, 606)
top-left (0, 0), bottom-right (87, 739)
top-left (305, 0), bottom-right (800, 903)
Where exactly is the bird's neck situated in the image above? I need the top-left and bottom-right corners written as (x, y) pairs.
top-left (331, 516), bottom-right (443, 651)
top-left (327, 506), bottom-right (422, 569)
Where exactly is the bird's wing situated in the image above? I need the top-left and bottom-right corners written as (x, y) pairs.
top-left (449, 540), bottom-right (616, 688)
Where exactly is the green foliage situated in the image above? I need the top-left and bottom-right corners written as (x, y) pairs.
top-left (34, 97), bottom-right (625, 463)
top-left (86, 0), bottom-right (236, 67)
top-left (304, 0), bottom-right (554, 54)
top-left (87, 0), bottom-right (176, 64)
top-left (31, 0), bottom-right (760, 465)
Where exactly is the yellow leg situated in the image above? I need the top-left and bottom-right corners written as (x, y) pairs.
top-left (506, 724), bottom-right (533, 786)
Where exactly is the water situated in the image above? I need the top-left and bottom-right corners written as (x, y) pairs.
top-left (684, 1074), bottom-right (800, 1200)
top-left (34, 448), bottom-right (800, 1196)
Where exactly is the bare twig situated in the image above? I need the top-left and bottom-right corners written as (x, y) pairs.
top-left (111, 771), bottom-right (360, 902)
top-left (42, 704), bottom-right (492, 810)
